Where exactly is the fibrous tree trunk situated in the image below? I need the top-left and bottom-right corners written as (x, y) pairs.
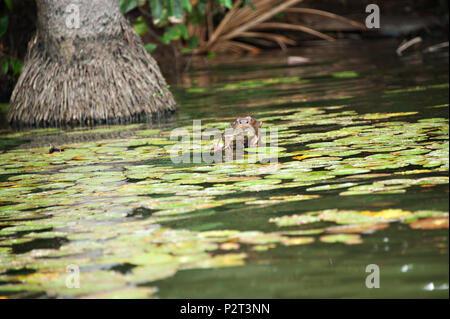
top-left (9, 0), bottom-right (176, 126)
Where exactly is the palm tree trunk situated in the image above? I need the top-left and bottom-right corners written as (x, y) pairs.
top-left (9, 0), bottom-right (176, 126)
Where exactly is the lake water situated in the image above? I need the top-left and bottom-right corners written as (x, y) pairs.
top-left (0, 39), bottom-right (448, 298)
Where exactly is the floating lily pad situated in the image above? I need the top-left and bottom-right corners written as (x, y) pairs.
top-left (409, 217), bottom-right (449, 230)
top-left (0, 68), bottom-right (448, 299)
top-left (325, 223), bottom-right (389, 234)
top-left (82, 287), bottom-right (156, 299)
top-left (280, 236), bottom-right (315, 245)
top-left (320, 234), bottom-right (362, 244)
top-left (318, 209), bottom-right (384, 224)
top-left (269, 214), bottom-right (320, 227)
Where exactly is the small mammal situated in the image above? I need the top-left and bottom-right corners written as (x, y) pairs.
top-left (213, 116), bottom-right (262, 153)
top-left (49, 144), bottom-right (64, 154)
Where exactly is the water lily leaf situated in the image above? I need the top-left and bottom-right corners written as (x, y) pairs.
top-left (360, 209), bottom-right (412, 220)
top-left (281, 229), bottom-right (324, 236)
top-left (22, 270), bottom-right (127, 297)
top-left (251, 244), bottom-right (275, 251)
top-left (183, 253), bottom-right (247, 269)
top-left (409, 217), bottom-right (449, 230)
top-left (200, 230), bottom-right (240, 238)
top-left (82, 287), bottom-right (156, 299)
top-left (127, 263), bottom-right (179, 284)
top-left (250, 195), bottom-right (319, 206)
top-left (361, 112), bottom-right (418, 120)
top-left (219, 242), bottom-right (240, 250)
top-left (0, 66), bottom-right (448, 299)
top-left (306, 182), bottom-right (357, 191)
top-left (332, 71), bottom-right (358, 78)
top-left (269, 214), bottom-right (320, 227)
top-left (329, 167), bottom-right (371, 175)
top-left (409, 210), bottom-right (449, 221)
top-left (280, 236), bottom-right (315, 245)
top-left (135, 129), bottom-right (161, 136)
top-left (326, 223), bottom-right (389, 234)
top-left (128, 253), bottom-right (175, 265)
top-left (292, 171), bottom-right (336, 182)
top-left (233, 231), bottom-right (281, 245)
top-left (320, 234), bottom-right (362, 244)
top-left (318, 209), bottom-right (383, 224)
top-left (59, 165), bottom-right (113, 173)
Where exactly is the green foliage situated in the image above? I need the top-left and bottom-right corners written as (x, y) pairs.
top-left (161, 23), bottom-right (188, 44)
top-left (119, 0), bottom-right (253, 52)
top-left (0, 15), bottom-right (8, 37)
top-left (133, 16), bottom-right (148, 35)
top-left (1, 1), bottom-right (23, 76)
top-left (219, 0), bottom-right (232, 9)
top-left (9, 57), bottom-right (22, 75)
top-left (242, 0), bottom-right (255, 10)
top-left (189, 35), bottom-right (199, 47)
top-left (4, 0), bottom-right (14, 11)
top-left (0, 57), bottom-right (22, 75)
top-left (1, 58), bottom-right (7, 74)
top-left (168, 0), bottom-right (185, 20)
top-left (144, 43), bottom-right (157, 52)
top-left (146, 0), bottom-right (193, 24)
top-left (120, 0), bottom-right (140, 13)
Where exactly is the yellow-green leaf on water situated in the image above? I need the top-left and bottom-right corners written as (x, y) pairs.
top-left (320, 234), bottom-right (362, 244)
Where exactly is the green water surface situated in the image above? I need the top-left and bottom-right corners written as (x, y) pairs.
top-left (0, 40), bottom-right (448, 298)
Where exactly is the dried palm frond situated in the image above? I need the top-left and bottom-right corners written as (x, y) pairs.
top-left (239, 31), bottom-right (296, 50)
top-left (190, 0), bottom-right (364, 55)
top-left (213, 40), bottom-right (262, 54)
top-left (251, 22), bottom-right (335, 41)
top-left (285, 7), bottom-right (366, 30)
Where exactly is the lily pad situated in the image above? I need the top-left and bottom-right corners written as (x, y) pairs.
top-left (320, 234), bottom-right (362, 244)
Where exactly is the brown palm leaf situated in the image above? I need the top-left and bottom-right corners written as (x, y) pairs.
top-left (192, 0), bottom-right (361, 54)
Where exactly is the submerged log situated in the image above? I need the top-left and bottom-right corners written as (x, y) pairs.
top-left (8, 0), bottom-right (176, 127)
